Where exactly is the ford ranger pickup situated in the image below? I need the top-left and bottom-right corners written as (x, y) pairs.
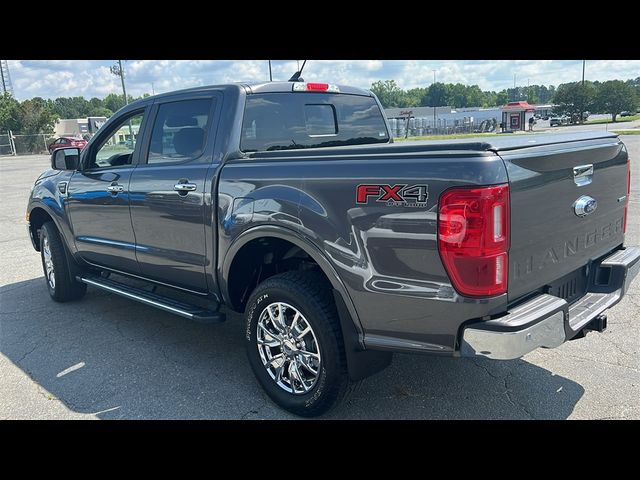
top-left (26, 81), bottom-right (638, 416)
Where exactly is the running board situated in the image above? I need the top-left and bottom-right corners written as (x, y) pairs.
top-left (77, 275), bottom-right (225, 323)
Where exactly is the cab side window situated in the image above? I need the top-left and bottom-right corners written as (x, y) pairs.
top-left (147, 98), bottom-right (213, 164)
top-left (86, 111), bottom-right (145, 170)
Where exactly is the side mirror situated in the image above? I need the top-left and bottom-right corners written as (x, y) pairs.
top-left (51, 147), bottom-right (80, 170)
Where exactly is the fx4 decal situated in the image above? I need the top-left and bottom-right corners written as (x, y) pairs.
top-left (356, 184), bottom-right (429, 207)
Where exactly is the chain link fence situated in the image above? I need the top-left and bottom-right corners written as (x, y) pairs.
top-left (0, 132), bottom-right (14, 156)
top-left (0, 132), bottom-right (57, 156)
top-left (14, 134), bottom-right (56, 155)
top-left (388, 117), bottom-right (500, 138)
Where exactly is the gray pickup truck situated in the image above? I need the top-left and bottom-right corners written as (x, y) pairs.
top-left (26, 81), bottom-right (638, 416)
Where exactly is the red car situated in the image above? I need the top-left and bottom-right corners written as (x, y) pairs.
top-left (48, 137), bottom-right (88, 154)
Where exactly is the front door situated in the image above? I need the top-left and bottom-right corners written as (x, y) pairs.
top-left (66, 108), bottom-right (148, 274)
top-left (129, 95), bottom-right (219, 292)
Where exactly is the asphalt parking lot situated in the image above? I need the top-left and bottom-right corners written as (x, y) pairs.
top-left (1, 135), bottom-right (638, 420)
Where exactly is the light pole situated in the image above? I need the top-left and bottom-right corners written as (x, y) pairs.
top-left (432, 69), bottom-right (437, 134)
top-left (581, 60), bottom-right (586, 123)
top-left (268, 60), bottom-right (273, 81)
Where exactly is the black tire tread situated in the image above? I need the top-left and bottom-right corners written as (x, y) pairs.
top-left (247, 270), bottom-right (355, 417)
top-left (40, 221), bottom-right (87, 302)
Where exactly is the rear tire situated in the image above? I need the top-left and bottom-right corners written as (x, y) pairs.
top-left (245, 271), bottom-right (351, 417)
top-left (39, 221), bottom-right (87, 302)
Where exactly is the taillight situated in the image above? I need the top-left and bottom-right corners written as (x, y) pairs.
top-left (292, 82), bottom-right (340, 93)
top-left (624, 159), bottom-right (631, 233)
top-left (438, 184), bottom-right (510, 297)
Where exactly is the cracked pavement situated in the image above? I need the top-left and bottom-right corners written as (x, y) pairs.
top-left (1, 136), bottom-right (639, 419)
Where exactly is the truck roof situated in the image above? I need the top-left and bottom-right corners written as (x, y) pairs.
top-left (129, 81), bottom-right (371, 106)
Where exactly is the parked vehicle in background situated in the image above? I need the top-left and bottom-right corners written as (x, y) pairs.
top-left (550, 115), bottom-right (570, 127)
top-left (26, 81), bottom-right (638, 417)
top-left (620, 111), bottom-right (635, 117)
top-left (48, 137), bottom-right (88, 155)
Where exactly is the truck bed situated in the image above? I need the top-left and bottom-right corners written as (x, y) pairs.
top-left (247, 131), bottom-right (620, 159)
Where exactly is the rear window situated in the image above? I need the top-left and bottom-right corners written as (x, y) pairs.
top-left (241, 93), bottom-right (389, 152)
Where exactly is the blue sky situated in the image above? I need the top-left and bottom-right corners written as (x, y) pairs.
top-left (6, 60), bottom-right (640, 100)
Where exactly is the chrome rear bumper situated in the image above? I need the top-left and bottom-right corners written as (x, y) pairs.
top-left (461, 246), bottom-right (640, 360)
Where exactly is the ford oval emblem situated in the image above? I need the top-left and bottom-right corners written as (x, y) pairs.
top-left (574, 196), bottom-right (598, 217)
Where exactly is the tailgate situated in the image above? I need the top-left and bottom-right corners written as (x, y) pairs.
top-left (496, 135), bottom-right (628, 302)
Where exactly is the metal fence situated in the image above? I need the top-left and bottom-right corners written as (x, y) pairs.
top-left (0, 132), bottom-right (56, 156)
top-left (389, 116), bottom-right (499, 138)
top-left (0, 132), bottom-right (13, 156)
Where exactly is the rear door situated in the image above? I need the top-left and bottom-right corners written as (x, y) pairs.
top-left (499, 135), bottom-right (628, 302)
top-left (128, 93), bottom-right (220, 292)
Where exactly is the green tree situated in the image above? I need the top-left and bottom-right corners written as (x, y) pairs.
top-left (553, 81), bottom-right (596, 123)
top-left (524, 86), bottom-right (540, 104)
top-left (423, 82), bottom-right (450, 107)
top-left (0, 93), bottom-right (22, 132)
top-left (52, 96), bottom-right (92, 119)
top-left (448, 83), bottom-right (468, 108)
top-left (594, 80), bottom-right (638, 122)
top-left (88, 107), bottom-right (113, 118)
top-left (402, 87), bottom-right (425, 107)
top-left (481, 91), bottom-right (498, 108)
top-left (370, 80), bottom-right (404, 108)
top-left (495, 90), bottom-right (509, 106)
top-left (465, 85), bottom-right (484, 107)
top-left (16, 97), bottom-right (58, 153)
top-left (102, 93), bottom-right (135, 113)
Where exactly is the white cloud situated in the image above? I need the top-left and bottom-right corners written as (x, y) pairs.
top-left (6, 60), bottom-right (640, 100)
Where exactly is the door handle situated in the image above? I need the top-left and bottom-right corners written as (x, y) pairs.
top-left (57, 181), bottom-right (68, 195)
top-left (107, 184), bottom-right (125, 194)
top-left (174, 183), bottom-right (197, 192)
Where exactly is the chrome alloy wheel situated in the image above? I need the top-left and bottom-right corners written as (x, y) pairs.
top-left (43, 236), bottom-right (55, 289)
top-left (257, 302), bottom-right (322, 394)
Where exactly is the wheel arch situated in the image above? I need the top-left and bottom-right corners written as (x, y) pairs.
top-left (221, 225), bottom-right (363, 337)
top-left (28, 204), bottom-right (58, 252)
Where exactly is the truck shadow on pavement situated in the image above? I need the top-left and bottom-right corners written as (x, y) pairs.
top-left (1, 278), bottom-right (584, 420)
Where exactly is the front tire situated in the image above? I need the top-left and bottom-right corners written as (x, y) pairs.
top-left (245, 271), bottom-right (350, 417)
top-left (40, 221), bottom-right (87, 302)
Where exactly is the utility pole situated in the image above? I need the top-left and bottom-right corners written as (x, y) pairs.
top-left (513, 73), bottom-right (516, 101)
top-left (433, 70), bottom-right (437, 134)
top-left (151, 82), bottom-right (155, 95)
top-left (110, 60), bottom-right (129, 105)
top-left (119, 60), bottom-right (128, 105)
top-left (110, 60), bottom-right (133, 143)
top-left (582, 60), bottom-right (585, 86)
top-left (268, 60), bottom-right (273, 81)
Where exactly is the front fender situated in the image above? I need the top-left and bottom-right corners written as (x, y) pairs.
top-left (27, 170), bottom-right (76, 254)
